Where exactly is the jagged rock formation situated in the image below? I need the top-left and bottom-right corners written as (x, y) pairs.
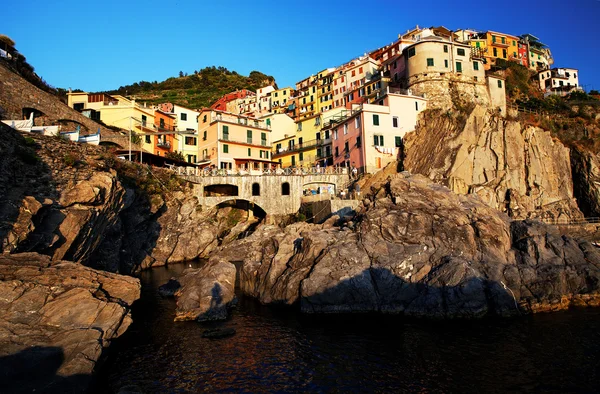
top-left (404, 105), bottom-right (583, 221)
top-left (0, 253), bottom-right (140, 392)
top-left (571, 147), bottom-right (600, 217)
top-left (204, 173), bottom-right (600, 318)
top-left (174, 259), bottom-right (237, 321)
top-left (0, 125), bottom-right (255, 273)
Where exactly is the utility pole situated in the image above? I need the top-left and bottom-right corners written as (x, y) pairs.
top-left (129, 116), bottom-right (132, 161)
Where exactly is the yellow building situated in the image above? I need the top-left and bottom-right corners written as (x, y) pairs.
top-left (269, 87), bottom-right (295, 114)
top-left (197, 109), bottom-right (273, 172)
top-left (272, 114), bottom-right (323, 168)
top-left (296, 75), bottom-right (318, 121)
top-left (316, 68), bottom-right (335, 114)
top-left (485, 31), bottom-right (520, 69)
top-left (67, 92), bottom-right (156, 152)
top-left (272, 107), bottom-right (346, 168)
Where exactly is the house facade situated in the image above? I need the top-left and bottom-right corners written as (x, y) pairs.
top-left (197, 109), bottom-right (273, 172)
top-left (330, 92), bottom-right (427, 173)
top-left (537, 68), bottom-right (581, 96)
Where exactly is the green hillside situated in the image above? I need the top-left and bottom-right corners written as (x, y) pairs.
top-left (103, 66), bottom-right (277, 110)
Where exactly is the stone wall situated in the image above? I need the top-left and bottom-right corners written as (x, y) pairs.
top-left (407, 73), bottom-right (492, 111)
top-left (0, 64), bottom-right (120, 139)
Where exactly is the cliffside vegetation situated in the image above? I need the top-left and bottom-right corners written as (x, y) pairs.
top-left (102, 66), bottom-right (277, 110)
top-left (490, 60), bottom-right (600, 154)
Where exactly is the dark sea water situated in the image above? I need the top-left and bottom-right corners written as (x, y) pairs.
top-left (93, 262), bottom-right (600, 393)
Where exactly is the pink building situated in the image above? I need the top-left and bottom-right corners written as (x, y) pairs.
top-left (330, 90), bottom-right (427, 173)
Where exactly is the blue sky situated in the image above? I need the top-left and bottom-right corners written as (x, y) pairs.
top-left (3, 0), bottom-right (600, 92)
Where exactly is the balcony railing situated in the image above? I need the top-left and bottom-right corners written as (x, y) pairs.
top-left (272, 138), bottom-right (331, 157)
top-left (211, 112), bottom-right (270, 130)
top-left (220, 134), bottom-right (271, 147)
top-left (157, 141), bottom-right (171, 149)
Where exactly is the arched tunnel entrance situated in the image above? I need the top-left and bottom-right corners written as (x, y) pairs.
top-left (214, 199), bottom-right (267, 242)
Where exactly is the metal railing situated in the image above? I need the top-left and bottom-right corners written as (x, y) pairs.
top-left (173, 166), bottom-right (349, 177)
top-left (541, 217), bottom-right (600, 226)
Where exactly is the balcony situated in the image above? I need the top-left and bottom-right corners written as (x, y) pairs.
top-left (491, 38), bottom-right (510, 48)
top-left (210, 112), bottom-right (270, 130)
top-left (220, 134), bottom-right (270, 148)
top-left (272, 138), bottom-right (331, 158)
top-left (157, 140), bottom-right (171, 149)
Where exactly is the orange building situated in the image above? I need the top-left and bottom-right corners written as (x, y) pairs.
top-left (153, 109), bottom-right (177, 156)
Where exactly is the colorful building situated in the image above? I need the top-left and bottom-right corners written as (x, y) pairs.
top-left (316, 68), bottom-right (335, 114)
top-left (197, 109), bottom-right (273, 172)
top-left (67, 91), bottom-right (156, 152)
top-left (330, 91), bottom-right (427, 174)
top-left (272, 113), bottom-right (322, 168)
top-left (537, 68), bottom-right (581, 96)
top-left (521, 34), bottom-right (553, 71)
top-left (153, 109), bottom-right (177, 156)
top-left (270, 87), bottom-right (295, 114)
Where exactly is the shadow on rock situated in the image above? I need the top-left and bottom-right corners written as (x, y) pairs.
top-left (0, 346), bottom-right (91, 393)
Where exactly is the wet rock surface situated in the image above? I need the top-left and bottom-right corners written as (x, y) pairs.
top-left (0, 253), bottom-right (140, 392)
top-left (208, 174), bottom-right (600, 318)
top-left (174, 259), bottom-right (237, 322)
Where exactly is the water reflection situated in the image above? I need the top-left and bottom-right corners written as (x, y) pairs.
top-left (94, 263), bottom-right (600, 393)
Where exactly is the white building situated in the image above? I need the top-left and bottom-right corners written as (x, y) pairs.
top-left (537, 68), bottom-right (581, 96)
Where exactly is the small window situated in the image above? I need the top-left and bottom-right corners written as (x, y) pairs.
top-left (395, 136), bottom-right (402, 147)
top-left (335, 146), bottom-right (339, 157)
top-left (427, 58), bottom-right (434, 67)
top-left (203, 130), bottom-right (207, 141)
top-left (281, 182), bottom-right (290, 195)
top-left (252, 183), bottom-right (260, 196)
top-left (299, 152), bottom-right (304, 161)
top-left (408, 47), bottom-right (416, 57)
top-left (443, 45), bottom-right (448, 53)
top-left (223, 125), bottom-right (229, 140)
top-left (145, 135), bottom-right (151, 143)
top-left (344, 141), bottom-right (349, 153)
top-left (297, 122), bottom-right (302, 131)
top-left (344, 123), bottom-right (348, 134)
top-left (261, 132), bottom-right (267, 146)
top-left (393, 117), bottom-right (398, 127)
top-left (457, 48), bottom-right (465, 56)
top-left (260, 150), bottom-right (263, 158)
top-left (356, 136), bottom-right (361, 147)
top-left (373, 114), bottom-right (379, 126)
top-left (373, 135), bottom-right (384, 146)
top-left (223, 144), bottom-right (229, 153)
top-left (444, 59), bottom-right (448, 68)
top-left (473, 62), bottom-right (479, 71)
top-left (181, 113), bottom-right (187, 121)
top-left (456, 62), bottom-right (462, 73)
top-left (203, 115), bottom-right (207, 123)
top-left (415, 101), bottom-right (419, 111)
top-left (266, 118), bottom-right (271, 127)
top-left (248, 148), bottom-right (251, 156)
top-left (247, 129), bottom-right (252, 144)
top-left (497, 80), bottom-right (503, 88)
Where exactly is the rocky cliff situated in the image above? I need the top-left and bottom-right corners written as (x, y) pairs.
top-left (0, 253), bottom-right (140, 392)
top-left (191, 173), bottom-right (600, 318)
top-left (0, 125), bottom-right (255, 273)
top-left (571, 147), bottom-right (600, 217)
top-left (404, 105), bottom-right (583, 221)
